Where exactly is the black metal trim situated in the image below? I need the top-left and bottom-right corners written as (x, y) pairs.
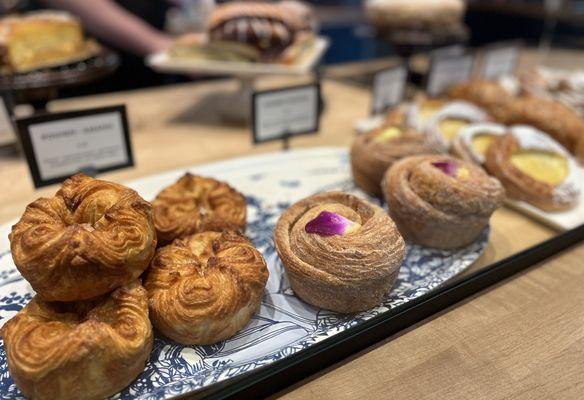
top-left (182, 223), bottom-right (584, 400)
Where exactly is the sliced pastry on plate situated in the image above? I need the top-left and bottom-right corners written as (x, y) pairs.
top-left (152, 173), bottom-right (247, 245)
top-left (274, 192), bottom-right (405, 313)
top-left (485, 126), bottom-right (581, 211)
top-left (1, 281), bottom-right (153, 400)
top-left (424, 101), bottom-right (490, 153)
top-left (383, 154), bottom-right (504, 249)
top-left (144, 230), bottom-right (268, 345)
top-left (351, 112), bottom-right (436, 195)
top-left (451, 122), bottom-right (506, 165)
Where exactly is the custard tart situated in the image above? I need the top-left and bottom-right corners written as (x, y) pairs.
top-left (406, 96), bottom-right (448, 131)
top-left (383, 155), bottom-right (504, 248)
top-left (451, 122), bottom-right (506, 165)
top-left (485, 126), bottom-right (581, 211)
top-left (274, 192), bottom-right (405, 313)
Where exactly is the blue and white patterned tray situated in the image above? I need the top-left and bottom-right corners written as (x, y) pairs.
top-left (0, 147), bottom-right (488, 399)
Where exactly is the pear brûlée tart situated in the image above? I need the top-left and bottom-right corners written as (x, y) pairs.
top-left (274, 191), bottom-right (405, 313)
top-left (485, 126), bottom-right (581, 212)
top-left (382, 155), bottom-right (504, 249)
top-left (451, 122), bottom-right (507, 165)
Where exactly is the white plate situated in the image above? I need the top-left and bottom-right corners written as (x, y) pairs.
top-left (146, 37), bottom-right (329, 77)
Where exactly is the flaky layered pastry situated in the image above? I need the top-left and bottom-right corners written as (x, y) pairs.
top-left (9, 174), bottom-right (157, 302)
top-left (1, 281), bottom-right (153, 400)
top-left (274, 192), bottom-right (405, 313)
top-left (351, 123), bottom-right (435, 195)
top-left (383, 155), bottom-right (504, 249)
top-left (485, 126), bottom-right (581, 211)
top-left (451, 122), bottom-right (506, 165)
top-left (152, 173), bottom-right (247, 245)
top-left (448, 80), bottom-right (518, 124)
top-left (144, 230), bottom-right (268, 345)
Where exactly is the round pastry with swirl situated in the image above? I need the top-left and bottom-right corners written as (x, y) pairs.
top-left (144, 230), bottom-right (268, 345)
top-left (0, 280), bottom-right (153, 400)
top-left (448, 80), bottom-right (518, 124)
top-left (274, 192), bottom-right (405, 313)
top-left (9, 174), bottom-right (157, 302)
top-left (351, 123), bottom-right (436, 195)
top-left (152, 173), bottom-right (247, 245)
top-left (383, 155), bottom-right (504, 249)
top-left (485, 126), bottom-right (581, 211)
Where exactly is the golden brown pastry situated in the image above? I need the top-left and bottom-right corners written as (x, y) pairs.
top-left (351, 123), bottom-right (436, 195)
top-left (9, 174), bottom-right (157, 302)
top-left (406, 96), bottom-right (448, 131)
top-left (144, 230), bottom-right (268, 345)
top-left (152, 173), bottom-right (247, 245)
top-left (485, 126), bottom-right (581, 211)
top-left (383, 155), bottom-right (504, 249)
top-left (448, 80), bottom-right (518, 124)
top-left (1, 280), bottom-right (153, 400)
top-left (451, 122), bottom-right (506, 165)
top-left (425, 101), bottom-right (489, 152)
top-left (274, 192), bottom-right (405, 313)
top-left (506, 96), bottom-right (584, 163)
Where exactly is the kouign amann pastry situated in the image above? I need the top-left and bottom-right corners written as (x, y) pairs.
top-left (9, 174), bottom-right (157, 302)
top-left (383, 155), bottom-right (504, 249)
top-left (274, 192), bottom-right (405, 313)
top-left (152, 173), bottom-right (247, 245)
top-left (1, 281), bottom-right (153, 400)
top-left (485, 126), bottom-right (581, 211)
top-left (351, 123), bottom-right (436, 195)
top-left (451, 122), bottom-right (506, 165)
top-left (425, 101), bottom-right (489, 152)
top-left (0, 11), bottom-right (96, 73)
top-left (144, 230), bottom-right (268, 344)
top-left (448, 80), bottom-right (518, 124)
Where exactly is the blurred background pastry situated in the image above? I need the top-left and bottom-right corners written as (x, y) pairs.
top-left (451, 122), bottom-right (507, 165)
top-left (485, 126), bottom-right (581, 212)
top-left (144, 230), bottom-right (268, 345)
top-left (274, 191), bottom-right (405, 313)
top-left (448, 80), bottom-right (519, 124)
top-left (383, 155), bottom-right (504, 249)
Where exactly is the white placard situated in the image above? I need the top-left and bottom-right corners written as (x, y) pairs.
top-left (0, 98), bottom-right (15, 146)
top-left (427, 53), bottom-right (475, 96)
top-left (481, 45), bottom-right (519, 79)
top-left (27, 111), bottom-right (130, 181)
top-left (372, 65), bottom-right (407, 115)
top-left (253, 85), bottom-right (319, 143)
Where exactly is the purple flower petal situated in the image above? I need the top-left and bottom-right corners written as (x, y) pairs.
top-left (432, 160), bottom-right (459, 177)
top-left (305, 211), bottom-right (356, 236)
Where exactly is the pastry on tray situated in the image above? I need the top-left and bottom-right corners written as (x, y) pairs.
top-left (1, 281), bottom-right (153, 400)
top-left (448, 80), bottom-right (518, 124)
top-left (274, 192), bottom-right (405, 313)
top-left (383, 155), bottom-right (504, 249)
top-left (206, 1), bottom-right (315, 63)
top-left (351, 121), bottom-right (436, 195)
top-left (485, 126), bottom-right (581, 211)
top-left (451, 122), bottom-right (506, 165)
top-left (152, 173), bottom-right (247, 245)
top-left (424, 101), bottom-right (489, 152)
top-left (169, 35), bottom-right (261, 63)
top-left (144, 230), bottom-right (268, 344)
top-left (9, 174), bottom-right (157, 302)
top-left (0, 11), bottom-right (100, 74)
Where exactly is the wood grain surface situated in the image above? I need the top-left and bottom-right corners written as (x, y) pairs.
top-left (0, 55), bottom-right (581, 399)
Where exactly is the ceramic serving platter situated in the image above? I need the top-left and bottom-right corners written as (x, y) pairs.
top-left (146, 37), bottom-right (328, 77)
top-left (0, 147), bottom-right (488, 399)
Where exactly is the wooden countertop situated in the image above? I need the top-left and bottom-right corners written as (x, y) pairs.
top-left (0, 65), bottom-right (582, 399)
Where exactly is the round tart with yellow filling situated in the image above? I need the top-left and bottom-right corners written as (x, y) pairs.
top-left (274, 192), bottom-right (405, 313)
top-left (485, 126), bottom-right (581, 211)
top-left (406, 96), bottom-right (448, 131)
top-left (451, 122), bottom-right (506, 165)
top-left (425, 102), bottom-right (489, 152)
top-left (350, 123), bottom-right (436, 195)
top-left (382, 155), bottom-right (504, 249)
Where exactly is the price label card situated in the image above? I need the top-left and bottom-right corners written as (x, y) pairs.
top-left (371, 65), bottom-right (407, 115)
top-left (0, 97), bottom-right (16, 146)
top-left (430, 44), bottom-right (465, 58)
top-left (426, 53), bottom-right (476, 97)
top-left (252, 84), bottom-right (320, 143)
top-left (480, 42), bottom-right (520, 79)
top-left (17, 105), bottom-right (133, 188)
